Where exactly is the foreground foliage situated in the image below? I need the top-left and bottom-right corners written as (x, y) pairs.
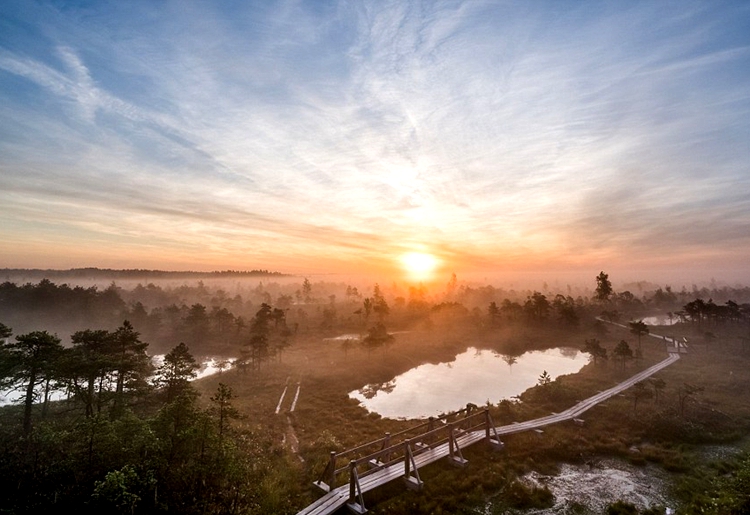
top-left (0, 325), bottom-right (276, 515)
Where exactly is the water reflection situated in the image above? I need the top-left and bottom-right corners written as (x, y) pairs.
top-left (357, 380), bottom-right (396, 399)
top-left (350, 347), bottom-right (586, 419)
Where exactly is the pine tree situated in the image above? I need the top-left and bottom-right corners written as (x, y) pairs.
top-left (1, 330), bottom-right (63, 436)
top-left (156, 342), bottom-right (199, 402)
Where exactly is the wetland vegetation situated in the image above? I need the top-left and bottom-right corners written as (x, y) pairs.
top-left (2, 271), bottom-right (750, 514)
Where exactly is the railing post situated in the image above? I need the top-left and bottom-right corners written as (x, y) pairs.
top-left (348, 460), bottom-right (357, 503)
top-left (404, 439), bottom-right (411, 477)
top-left (329, 451), bottom-right (337, 489)
top-left (447, 421), bottom-right (468, 467)
top-left (383, 432), bottom-right (391, 463)
top-left (402, 437), bottom-right (424, 491)
top-left (484, 408), bottom-right (490, 440)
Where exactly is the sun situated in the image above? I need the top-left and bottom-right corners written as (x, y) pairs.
top-left (400, 252), bottom-right (439, 281)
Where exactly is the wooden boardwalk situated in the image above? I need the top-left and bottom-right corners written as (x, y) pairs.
top-left (296, 331), bottom-right (682, 515)
top-left (299, 429), bottom-right (489, 515)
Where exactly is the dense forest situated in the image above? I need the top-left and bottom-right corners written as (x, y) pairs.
top-left (2, 273), bottom-right (750, 514)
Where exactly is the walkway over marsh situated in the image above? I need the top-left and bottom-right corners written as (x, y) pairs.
top-left (297, 331), bottom-right (684, 515)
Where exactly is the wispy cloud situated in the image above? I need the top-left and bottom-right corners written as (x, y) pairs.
top-left (0, 0), bottom-right (749, 281)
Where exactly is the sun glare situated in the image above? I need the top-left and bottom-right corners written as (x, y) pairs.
top-left (400, 252), bottom-right (439, 281)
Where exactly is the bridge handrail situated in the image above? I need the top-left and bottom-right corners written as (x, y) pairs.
top-left (333, 434), bottom-right (392, 461)
top-left (331, 410), bottom-right (491, 478)
top-left (331, 405), bottom-right (479, 463)
top-left (326, 406), bottom-right (483, 466)
top-left (352, 416), bottom-right (486, 480)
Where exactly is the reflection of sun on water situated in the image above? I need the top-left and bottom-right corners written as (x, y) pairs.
top-left (400, 252), bottom-right (439, 281)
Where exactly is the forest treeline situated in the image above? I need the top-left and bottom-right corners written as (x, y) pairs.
top-left (2, 277), bottom-right (750, 356)
top-left (0, 318), bottom-right (279, 514)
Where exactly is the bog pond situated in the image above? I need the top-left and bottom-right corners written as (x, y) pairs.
top-left (349, 347), bottom-right (587, 419)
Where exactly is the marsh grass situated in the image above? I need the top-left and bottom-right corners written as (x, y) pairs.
top-left (191, 317), bottom-right (750, 514)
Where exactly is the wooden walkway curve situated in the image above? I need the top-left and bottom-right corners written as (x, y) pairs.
top-left (296, 330), bottom-right (684, 515)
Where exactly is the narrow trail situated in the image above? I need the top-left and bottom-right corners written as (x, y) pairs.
top-left (277, 377), bottom-right (304, 462)
top-left (275, 376), bottom-right (290, 415)
top-left (285, 414), bottom-right (305, 463)
top-left (290, 382), bottom-right (301, 412)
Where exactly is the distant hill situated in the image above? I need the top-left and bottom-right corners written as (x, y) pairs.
top-left (0, 267), bottom-right (290, 282)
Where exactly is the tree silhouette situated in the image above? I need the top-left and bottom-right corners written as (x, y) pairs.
top-left (502, 354), bottom-right (517, 369)
top-left (372, 284), bottom-right (390, 321)
top-left (595, 271), bottom-right (613, 302)
top-left (243, 303), bottom-right (272, 370)
top-left (110, 321), bottom-right (151, 419)
top-left (537, 370), bottom-right (552, 387)
top-left (210, 382), bottom-right (239, 444)
top-left (156, 342), bottom-right (199, 402)
top-left (628, 320), bottom-right (649, 351)
top-left (649, 377), bottom-right (666, 404)
top-left (183, 303), bottom-right (209, 347)
top-left (1, 330), bottom-right (63, 436)
top-left (501, 299), bottom-right (523, 321)
top-left (362, 323), bottom-right (394, 353)
top-left (553, 295), bottom-right (579, 327)
top-left (67, 329), bottom-right (115, 417)
top-left (582, 338), bottom-right (608, 365)
top-left (302, 278), bottom-right (312, 302)
top-left (362, 298), bottom-right (373, 323)
top-left (684, 299), bottom-right (707, 327)
top-left (613, 340), bottom-right (633, 370)
top-left (488, 302), bottom-right (501, 327)
top-left (524, 292), bottom-right (549, 321)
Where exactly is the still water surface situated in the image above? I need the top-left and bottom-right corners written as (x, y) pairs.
top-left (350, 347), bottom-right (586, 419)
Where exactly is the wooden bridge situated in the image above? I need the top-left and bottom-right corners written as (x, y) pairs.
top-left (302, 406), bottom-right (503, 515)
top-left (297, 331), bottom-right (683, 515)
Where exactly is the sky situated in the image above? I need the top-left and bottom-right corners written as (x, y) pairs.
top-left (1, 0), bottom-right (749, 286)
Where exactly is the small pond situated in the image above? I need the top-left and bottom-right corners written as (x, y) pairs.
top-left (349, 347), bottom-right (586, 419)
top-left (640, 315), bottom-right (679, 326)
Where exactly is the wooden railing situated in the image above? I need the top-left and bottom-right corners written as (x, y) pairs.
top-left (314, 406), bottom-right (502, 494)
